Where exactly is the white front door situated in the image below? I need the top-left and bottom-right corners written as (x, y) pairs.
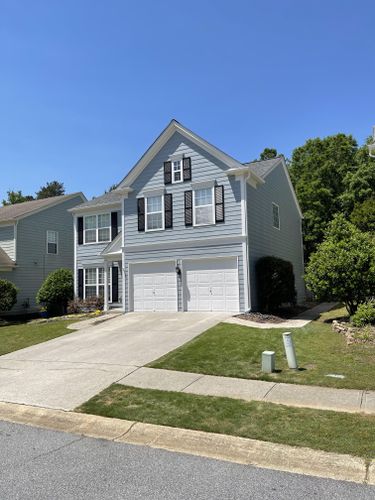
top-left (132, 262), bottom-right (177, 312)
top-left (184, 257), bottom-right (239, 312)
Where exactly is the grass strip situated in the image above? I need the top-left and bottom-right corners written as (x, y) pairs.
top-left (77, 384), bottom-right (375, 459)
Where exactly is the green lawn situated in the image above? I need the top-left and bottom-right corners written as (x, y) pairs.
top-left (77, 384), bottom-right (375, 459)
top-left (150, 307), bottom-right (375, 390)
top-left (0, 319), bottom-right (75, 356)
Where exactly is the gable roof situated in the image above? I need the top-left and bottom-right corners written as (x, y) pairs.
top-left (69, 190), bottom-right (124, 213)
top-left (117, 119), bottom-right (264, 189)
top-left (0, 247), bottom-right (16, 269)
top-left (0, 193), bottom-right (86, 224)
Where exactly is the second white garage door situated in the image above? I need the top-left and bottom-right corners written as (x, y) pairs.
top-left (184, 257), bottom-right (240, 312)
top-left (132, 262), bottom-right (177, 312)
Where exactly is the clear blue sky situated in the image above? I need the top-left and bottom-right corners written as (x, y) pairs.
top-left (1, 0), bottom-right (374, 201)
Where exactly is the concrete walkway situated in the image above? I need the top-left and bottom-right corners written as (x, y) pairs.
top-left (225, 302), bottom-right (338, 329)
top-left (118, 367), bottom-right (375, 415)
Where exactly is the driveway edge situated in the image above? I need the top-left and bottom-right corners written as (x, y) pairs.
top-left (0, 401), bottom-right (372, 485)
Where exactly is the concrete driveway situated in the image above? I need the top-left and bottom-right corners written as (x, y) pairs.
top-left (0, 313), bottom-right (227, 411)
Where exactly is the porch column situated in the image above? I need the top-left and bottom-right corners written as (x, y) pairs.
top-left (104, 261), bottom-right (109, 312)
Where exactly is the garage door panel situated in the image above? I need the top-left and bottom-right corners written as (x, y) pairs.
top-left (184, 258), bottom-right (239, 313)
top-left (132, 262), bottom-right (177, 312)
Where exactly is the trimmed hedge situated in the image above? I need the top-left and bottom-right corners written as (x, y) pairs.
top-left (256, 256), bottom-right (297, 313)
top-left (36, 268), bottom-right (74, 316)
top-left (0, 279), bottom-right (18, 312)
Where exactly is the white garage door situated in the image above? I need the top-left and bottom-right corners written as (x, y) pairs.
top-left (132, 262), bottom-right (177, 312)
top-left (184, 258), bottom-right (239, 312)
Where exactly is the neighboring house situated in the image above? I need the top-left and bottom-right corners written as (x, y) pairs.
top-left (70, 120), bottom-right (304, 313)
top-left (0, 193), bottom-right (86, 313)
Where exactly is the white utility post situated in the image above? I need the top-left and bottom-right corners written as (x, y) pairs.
top-left (282, 332), bottom-right (298, 370)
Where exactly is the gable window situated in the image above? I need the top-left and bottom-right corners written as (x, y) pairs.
top-left (84, 214), bottom-right (111, 244)
top-left (84, 267), bottom-right (112, 300)
top-left (46, 230), bottom-right (58, 254)
top-left (193, 188), bottom-right (214, 226)
top-left (146, 195), bottom-right (164, 231)
top-left (272, 203), bottom-right (280, 229)
top-left (172, 160), bottom-right (183, 183)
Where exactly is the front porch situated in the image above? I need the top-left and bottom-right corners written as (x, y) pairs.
top-left (101, 232), bottom-right (124, 312)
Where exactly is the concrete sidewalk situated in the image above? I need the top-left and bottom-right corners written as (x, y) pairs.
top-left (118, 367), bottom-right (375, 415)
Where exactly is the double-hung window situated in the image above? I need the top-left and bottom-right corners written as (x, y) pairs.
top-left (272, 203), bottom-right (280, 229)
top-left (84, 214), bottom-right (111, 243)
top-left (46, 230), bottom-right (58, 254)
top-left (84, 267), bottom-right (112, 300)
top-left (172, 160), bottom-right (183, 183)
top-left (146, 195), bottom-right (164, 231)
top-left (193, 188), bottom-right (214, 226)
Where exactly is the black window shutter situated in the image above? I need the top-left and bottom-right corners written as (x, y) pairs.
top-left (78, 269), bottom-right (84, 299)
top-left (111, 267), bottom-right (119, 303)
top-left (215, 185), bottom-right (225, 223)
top-left (164, 161), bottom-right (172, 185)
top-left (77, 217), bottom-right (83, 245)
top-left (184, 190), bottom-right (193, 226)
top-left (164, 193), bottom-right (173, 229)
top-left (183, 157), bottom-right (191, 181)
top-left (137, 198), bottom-right (145, 232)
top-left (111, 211), bottom-right (118, 240)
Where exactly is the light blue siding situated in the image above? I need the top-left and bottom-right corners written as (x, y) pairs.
top-left (0, 196), bottom-right (84, 313)
top-left (124, 132), bottom-right (243, 246)
top-left (0, 225), bottom-right (15, 260)
top-left (247, 164), bottom-right (305, 309)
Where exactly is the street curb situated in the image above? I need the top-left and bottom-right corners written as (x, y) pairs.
top-left (0, 401), bottom-right (373, 485)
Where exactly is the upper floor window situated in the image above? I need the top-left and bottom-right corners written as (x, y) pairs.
top-left (84, 214), bottom-right (111, 244)
top-left (194, 188), bottom-right (214, 226)
top-left (172, 160), bottom-right (183, 183)
top-left (146, 195), bottom-right (164, 231)
top-left (272, 203), bottom-right (280, 229)
top-left (46, 230), bottom-right (58, 254)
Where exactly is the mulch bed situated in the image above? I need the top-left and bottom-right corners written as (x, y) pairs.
top-left (236, 306), bottom-right (310, 324)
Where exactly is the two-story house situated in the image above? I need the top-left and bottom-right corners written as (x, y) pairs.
top-left (0, 193), bottom-right (86, 313)
top-left (70, 120), bottom-right (304, 313)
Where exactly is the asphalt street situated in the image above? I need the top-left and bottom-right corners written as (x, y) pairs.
top-left (0, 420), bottom-right (373, 500)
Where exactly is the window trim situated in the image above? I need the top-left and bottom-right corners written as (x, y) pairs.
top-left (171, 159), bottom-right (183, 184)
top-left (46, 230), bottom-right (58, 255)
top-left (193, 187), bottom-right (215, 227)
top-left (83, 213), bottom-right (111, 244)
top-left (272, 202), bottom-right (280, 230)
top-left (84, 267), bottom-right (112, 302)
top-left (145, 194), bottom-right (165, 232)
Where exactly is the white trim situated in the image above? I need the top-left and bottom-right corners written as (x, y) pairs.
top-left (46, 230), bottom-right (58, 255)
top-left (171, 159), bottom-right (183, 184)
top-left (83, 213), bottom-right (111, 244)
top-left (117, 120), bottom-right (264, 189)
top-left (192, 186), bottom-right (215, 227)
top-left (145, 194), bottom-right (165, 232)
top-left (141, 187), bottom-right (165, 197)
top-left (191, 180), bottom-right (216, 190)
top-left (240, 175), bottom-right (250, 311)
top-left (122, 252), bottom-right (126, 313)
top-left (73, 216), bottom-right (77, 297)
top-left (124, 234), bottom-right (246, 253)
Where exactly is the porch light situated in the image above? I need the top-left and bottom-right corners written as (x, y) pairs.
top-left (175, 265), bottom-right (181, 276)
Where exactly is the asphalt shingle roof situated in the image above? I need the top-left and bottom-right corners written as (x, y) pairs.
top-left (0, 247), bottom-right (15, 267)
top-left (70, 190), bottom-right (123, 211)
top-left (0, 193), bottom-right (83, 222)
top-left (243, 157), bottom-right (282, 179)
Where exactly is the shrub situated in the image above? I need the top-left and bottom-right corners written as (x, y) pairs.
top-left (352, 301), bottom-right (375, 327)
top-left (67, 296), bottom-right (104, 314)
top-left (256, 256), bottom-right (297, 312)
top-left (0, 279), bottom-right (18, 312)
top-left (305, 215), bottom-right (375, 315)
top-left (36, 268), bottom-right (74, 315)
